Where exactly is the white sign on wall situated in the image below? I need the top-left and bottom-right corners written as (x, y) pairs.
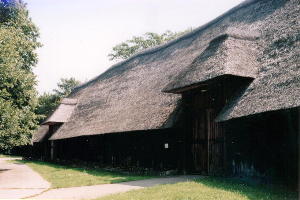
top-left (164, 143), bottom-right (169, 149)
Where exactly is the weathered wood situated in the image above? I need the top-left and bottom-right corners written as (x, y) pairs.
top-left (298, 107), bottom-right (300, 191)
top-left (51, 129), bottom-right (180, 171)
top-left (50, 141), bottom-right (54, 160)
top-left (207, 109), bottom-right (210, 174)
top-left (181, 76), bottom-right (251, 175)
top-left (185, 87), bottom-right (225, 174)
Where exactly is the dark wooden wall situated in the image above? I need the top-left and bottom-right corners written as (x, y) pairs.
top-left (180, 76), bottom-right (298, 186)
top-left (53, 128), bottom-right (182, 171)
top-left (224, 108), bottom-right (299, 186)
top-left (31, 123), bottom-right (62, 160)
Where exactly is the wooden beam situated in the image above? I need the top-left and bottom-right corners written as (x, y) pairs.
top-left (207, 109), bottom-right (210, 174)
top-left (298, 107), bottom-right (300, 192)
top-left (223, 79), bottom-right (227, 173)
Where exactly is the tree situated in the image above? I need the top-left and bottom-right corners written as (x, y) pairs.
top-left (108, 29), bottom-right (192, 61)
top-left (0, 0), bottom-right (41, 150)
top-left (35, 78), bottom-right (81, 123)
top-left (35, 93), bottom-right (60, 123)
top-left (53, 78), bottom-right (81, 97)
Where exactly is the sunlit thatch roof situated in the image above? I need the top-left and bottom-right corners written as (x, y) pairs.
top-left (42, 98), bottom-right (77, 125)
top-left (48, 0), bottom-right (299, 140)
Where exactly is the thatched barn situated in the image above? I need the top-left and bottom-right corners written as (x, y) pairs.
top-left (33, 0), bottom-right (299, 184)
top-left (32, 98), bottom-right (77, 159)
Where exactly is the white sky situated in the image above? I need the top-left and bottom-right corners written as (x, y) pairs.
top-left (25, 0), bottom-right (244, 94)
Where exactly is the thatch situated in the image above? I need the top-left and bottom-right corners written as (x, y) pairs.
top-left (32, 125), bottom-right (49, 143)
top-left (60, 98), bottom-right (77, 105)
top-left (163, 34), bottom-right (259, 93)
top-left (216, 0), bottom-right (300, 121)
top-left (50, 0), bottom-right (299, 140)
top-left (42, 98), bottom-right (77, 125)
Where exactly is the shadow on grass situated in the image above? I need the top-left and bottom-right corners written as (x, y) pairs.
top-left (195, 177), bottom-right (298, 200)
top-left (14, 159), bottom-right (153, 183)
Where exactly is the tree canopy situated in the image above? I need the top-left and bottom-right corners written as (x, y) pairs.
top-left (108, 29), bottom-right (192, 61)
top-left (0, 0), bottom-right (41, 150)
top-left (53, 78), bottom-right (81, 97)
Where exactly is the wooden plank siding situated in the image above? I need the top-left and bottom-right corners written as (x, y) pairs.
top-left (52, 129), bottom-right (181, 171)
top-left (298, 107), bottom-right (300, 190)
top-left (182, 76), bottom-right (252, 175)
top-left (223, 107), bottom-right (299, 186)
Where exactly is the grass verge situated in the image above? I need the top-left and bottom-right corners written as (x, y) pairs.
top-left (0, 154), bottom-right (20, 158)
top-left (13, 160), bottom-right (153, 188)
top-left (94, 177), bottom-right (298, 200)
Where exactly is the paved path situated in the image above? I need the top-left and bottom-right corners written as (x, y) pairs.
top-left (0, 158), bottom-right (199, 199)
top-left (31, 175), bottom-right (200, 200)
top-left (0, 158), bottom-right (50, 199)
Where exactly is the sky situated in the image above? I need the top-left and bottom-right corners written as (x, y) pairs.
top-left (25, 0), bottom-right (244, 94)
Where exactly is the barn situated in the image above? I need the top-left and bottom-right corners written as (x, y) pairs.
top-left (33, 0), bottom-right (300, 185)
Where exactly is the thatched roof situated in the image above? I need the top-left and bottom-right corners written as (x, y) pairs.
top-left (32, 125), bottom-right (49, 143)
top-left (163, 33), bottom-right (259, 93)
top-left (42, 98), bottom-right (77, 125)
top-left (216, 0), bottom-right (300, 121)
top-left (49, 0), bottom-right (299, 140)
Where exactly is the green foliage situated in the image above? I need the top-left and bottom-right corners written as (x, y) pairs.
top-left (108, 29), bottom-right (192, 61)
top-left (0, 0), bottom-right (40, 150)
top-left (35, 78), bottom-right (80, 123)
top-left (35, 93), bottom-right (60, 123)
top-left (53, 77), bottom-right (81, 97)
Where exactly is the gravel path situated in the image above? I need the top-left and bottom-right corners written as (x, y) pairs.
top-left (0, 158), bottom-right (50, 199)
top-left (31, 175), bottom-right (200, 200)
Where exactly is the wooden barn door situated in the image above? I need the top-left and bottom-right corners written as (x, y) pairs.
top-left (191, 108), bottom-right (224, 174)
top-left (207, 109), bottom-right (224, 175)
top-left (191, 108), bottom-right (208, 174)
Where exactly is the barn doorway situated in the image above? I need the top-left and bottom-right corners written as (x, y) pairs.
top-left (181, 78), bottom-right (237, 175)
top-left (190, 108), bottom-right (224, 175)
top-left (177, 76), bottom-right (252, 175)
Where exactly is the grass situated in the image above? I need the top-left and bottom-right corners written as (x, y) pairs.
top-left (0, 154), bottom-right (20, 158)
top-left (94, 177), bottom-right (298, 200)
top-left (13, 160), bottom-right (153, 188)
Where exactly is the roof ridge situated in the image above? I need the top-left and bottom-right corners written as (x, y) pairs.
top-left (61, 98), bottom-right (78, 105)
top-left (71, 0), bottom-right (259, 94)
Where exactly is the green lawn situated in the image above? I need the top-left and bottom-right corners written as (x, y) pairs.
top-left (0, 154), bottom-right (20, 158)
top-left (14, 160), bottom-right (152, 188)
top-left (94, 177), bottom-right (298, 200)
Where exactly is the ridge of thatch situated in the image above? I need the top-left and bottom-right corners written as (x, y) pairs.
top-left (163, 33), bottom-right (259, 93)
top-left (42, 98), bottom-right (77, 125)
top-left (71, 0), bottom-right (260, 94)
top-left (61, 98), bottom-right (77, 105)
top-left (49, 0), bottom-right (297, 140)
